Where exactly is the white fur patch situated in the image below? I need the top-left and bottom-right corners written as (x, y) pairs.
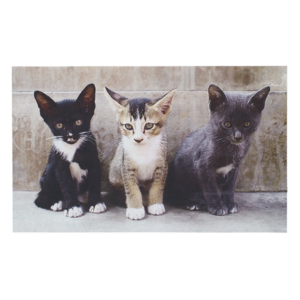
top-left (216, 164), bottom-right (235, 176)
top-left (186, 204), bottom-right (200, 211)
top-left (122, 134), bottom-right (163, 181)
top-left (126, 207), bottom-right (145, 220)
top-left (53, 139), bottom-right (84, 162)
top-left (69, 162), bottom-right (88, 184)
top-left (229, 206), bottom-right (238, 213)
top-left (148, 203), bottom-right (165, 215)
top-left (51, 201), bottom-right (63, 211)
top-left (89, 203), bottom-right (106, 213)
top-left (64, 206), bottom-right (83, 218)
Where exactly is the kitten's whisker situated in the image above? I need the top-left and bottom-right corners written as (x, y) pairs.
top-left (83, 137), bottom-right (96, 145)
top-left (46, 136), bottom-right (63, 141)
top-left (79, 134), bottom-right (95, 140)
top-left (83, 136), bottom-right (96, 145)
top-left (216, 136), bottom-right (230, 144)
top-left (88, 140), bottom-right (96, 145)
top-left (79, 131), bottom-right (95, 136)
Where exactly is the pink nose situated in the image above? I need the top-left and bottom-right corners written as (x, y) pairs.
top-left (134, 138), bottom-right (143, 143)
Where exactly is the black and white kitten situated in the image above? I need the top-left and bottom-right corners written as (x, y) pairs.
top-left (167, 84), bottom-right (270, 216)
top-left (34, 84), bottom-right (106, 218)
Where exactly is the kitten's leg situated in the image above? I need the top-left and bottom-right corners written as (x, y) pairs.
top-left (87, 157), bottom-right (106, 214)
top-left (148, 164), bottom-right (167, 216)
top-left (55, 162), bottom-right (83, 218)
top-left (221, 167), bottom-right (239, 214)
top-left (122, 166), bottom-right (145, 220)
top-left (199, 169), bottom-right (228, 216)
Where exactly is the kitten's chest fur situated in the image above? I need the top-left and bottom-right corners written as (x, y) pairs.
top-left (53, 139), bottom-right (88, 185)
top-left (53, 139), bottom-right (84, 162)
top-left (122, 134), bottom-right (164, 181)
top-left (212, 140), bottom-right (249, 176)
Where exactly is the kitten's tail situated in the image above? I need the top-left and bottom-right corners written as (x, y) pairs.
top-left (34, 191), bottom-right (53, 209)
top-left (34, 190), bottom-right (62, 209)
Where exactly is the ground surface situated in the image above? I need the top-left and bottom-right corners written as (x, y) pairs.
top-left (13, 191), bottom-right (287, 232)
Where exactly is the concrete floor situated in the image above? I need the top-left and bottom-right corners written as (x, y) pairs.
top-left (13, 191), bottom-right (287, 232)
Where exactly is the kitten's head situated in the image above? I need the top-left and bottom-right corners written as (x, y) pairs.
top-left (104, 87), bottom-right (176, 145)
top-left (34, 84), bottom-right (96, 144)
top-left (208, 84), bottom-right (270, 145)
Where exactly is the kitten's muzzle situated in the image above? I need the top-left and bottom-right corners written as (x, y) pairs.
top-left (64, 136), bottom-right (78, 144)
top-left (234, 136), bottom-right (243, 142)
top-left (233, 131), bottom-right (243, 143)
top-left (230, 138), bottom-right (244, 145)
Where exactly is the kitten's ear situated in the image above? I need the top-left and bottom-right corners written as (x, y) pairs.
top-left (208, 84), bottom-right (227, 112)
top-left (34, 91), bottom-right (57, 119)
top-left (76, 84), bottom-right (96, 113)
top-left (248, 86), bottom-right (270, 112)
top-left (104, 87), bottom-right (129, 111)
top-left (152, 89), bottom-right (176, 115)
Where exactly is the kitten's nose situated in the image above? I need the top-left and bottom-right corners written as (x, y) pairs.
top-left (67, 132), bottom-right (73, 137)
top-left (134, 138), bottom-right (143, 143)
top-left (234, 131), bottom-right (242, 142)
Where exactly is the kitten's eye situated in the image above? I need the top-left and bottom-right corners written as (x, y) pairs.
top-left (244, 122), bottom-right (251, 127)
top-left (56, 123), bottom-right (63, 129)
top-left (125, 124), bottom-right (133, 130)
top-left (224, 122), bottom-right (232, 128)
top-left (75, 120), bottom-right (82, 126)
top-left (145, 123), bottom-right (154, 130)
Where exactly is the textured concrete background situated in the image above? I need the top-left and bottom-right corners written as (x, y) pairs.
top-left (12, 67), bottom-right (287, 192)
top-left (13, 66), bottom-right (287, 92)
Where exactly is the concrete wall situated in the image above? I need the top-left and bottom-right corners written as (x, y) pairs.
top-left (13, 66), bottom-right (286, 92)
top-left (12, 67), bottom-right (287, 192)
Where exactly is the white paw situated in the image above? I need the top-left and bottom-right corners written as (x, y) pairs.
top-left (89, 203), bottom-right (106, 213)
top-left (64, 206), bottom-right (83, 218)
top-left (51, 201), bottom-right (63, 211)
top-left (148, 203), bottom-right (165, 215)
top-left (186, 204), bottom-right (200, 211)
top-left (228, 203), bottom-right (239, 214)
top-left (126, 207), bottom-right (145, 220)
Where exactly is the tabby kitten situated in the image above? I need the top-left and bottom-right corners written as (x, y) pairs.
top-left (34, 84), bottom-right (106, 218)
top-left (168, 84), bottom-right (270, 216)
top-left (104, 87), bottom-right (176, 220)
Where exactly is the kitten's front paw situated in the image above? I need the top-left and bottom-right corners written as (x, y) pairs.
top-left (89, 203), bottom-right (107, 213)
top-left (148, 203), bottom-right (165, 215)
top-left (186, 203), bottom-right (207, 211)
top-left (51, 201), bottom-right (63, 211)
top-left (186, 204), bottom-right (200, 211)
top-left (64, 206), bottom-right (83, 218)
top-left (228, 202), bottom-right (239, 214)
top-left (207, 203), bottom-right (228, 216)
top-left (126, 207), bottom-right (145, 220)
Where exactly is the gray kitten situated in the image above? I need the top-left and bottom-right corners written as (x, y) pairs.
top-left (167, 84), bottom-right (270, 216)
